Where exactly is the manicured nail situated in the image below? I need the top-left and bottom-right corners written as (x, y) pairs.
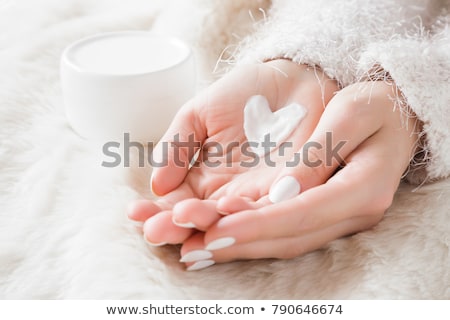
top-left (174, 221), bottom-right (196, 228)
top-left (216, 209), bottom-right (229, 216)
top-left (128, 219), bottom-right (144, 228)
top-left (205, 237), bottom-right (236, 251)
top-left (144, 235), bottom-right (167, 247)
top-left (126, 201), bottom-right (139, 218)
top-left (172, 218), bottom-right (196, 229)
top-left (186, 260), bottom-right (215, 271)
top-left (180, 250), bottom-right (213, 263)
top-left (150, 171), bottom-right (154, 192)
top-left (126, 204), bottom-right (143, 226)
top-left (150, 171), bottom-right (161, 196)
top-left (269, 175), bottom-right (301, 204)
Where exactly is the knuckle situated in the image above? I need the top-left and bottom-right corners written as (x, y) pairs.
top-left (302, 146), bottom-right (329, 183)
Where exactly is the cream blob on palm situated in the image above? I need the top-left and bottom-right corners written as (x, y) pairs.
top-left (243, 95), bottom-right (306, 203)
top-left (243, 95), bottom-right (307, 156)
top-left (60, 31), bottom-right (196, 142)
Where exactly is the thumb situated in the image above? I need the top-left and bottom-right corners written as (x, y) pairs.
top-left (268, 95), bottom-right (384, 204)
top-left (150, 101), bottom-right (206, 196)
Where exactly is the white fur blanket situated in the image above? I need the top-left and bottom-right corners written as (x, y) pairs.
top-left (0, 0), bottom-right (448, 299)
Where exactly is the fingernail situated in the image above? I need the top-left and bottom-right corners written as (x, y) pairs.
top-left (205, 237), bottom-right (236, 251)
top-left (150, 172), bottom-right (156, 196)
top-left (144, 235), bottom-right (167, 247)
top-left (150, 171), bottom-right (162, 196)
top-left (128, 219), bottom-right (144, 228)
top-left (126, 200), bottom-right (136, 213)
top-left (186, 260), bottom-right (215, 271)
top-left (269, 176), bottom-right (301, 204)
top-left (174, 221), bottom-right (196, 228)
top-left (172, 217), bottom-right (196, 229)
top-left (126, 201), bottom-right (138, 218)
top-left (180, 250), bottom-right (213, 263)
top-left (126, 204), bottom-right (145, 228)
top-left (216, 209), bottom-right (229, 216)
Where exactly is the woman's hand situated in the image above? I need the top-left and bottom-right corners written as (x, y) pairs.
top-left (179, 81), bottom-right (419, 270)
top-left (127, 59), bottom-right (338, 247)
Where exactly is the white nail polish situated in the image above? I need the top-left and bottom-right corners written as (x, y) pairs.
top-left (175, 221), bottom-right (196, 228)
top-left (128, 219), bottom-right (144, 228)
top-left (126, 203), bottom-right (145, 227)
top-left (149, 172), bottom-right (155, 194)
top-left (144, 235), bottom-right (167, 247)
top-left (180, 250), bottom-right (213, 263)
top-left (186, 260), bottom-right (215, 271)
top-left (216, 209), bottom-right (229, 215)
top-left (150, 171), bottom-right (161, 196)
top-left (269, 176), bottom-right (301, 204)
top-left (205, 237), bottom-right (236, 251)
top-left (172, 219), bottom-right (196, 229)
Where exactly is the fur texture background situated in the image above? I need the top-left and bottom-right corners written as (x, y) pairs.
top-left (0, 0), bottom-right (448, 299)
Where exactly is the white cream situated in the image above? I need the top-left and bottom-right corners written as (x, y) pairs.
top-left (243, 95), bottom-right (307, 156)
top-left (68, 32), bottom-right (190, 74)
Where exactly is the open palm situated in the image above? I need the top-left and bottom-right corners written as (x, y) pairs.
top-left (128, 60), bottom-right (337, 245)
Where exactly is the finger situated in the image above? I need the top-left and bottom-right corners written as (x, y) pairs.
top-left (203, 131), bottom-right (395, 250)
top-left (143, 210), bottom-right (194, 246)
top-left (127, 183), bottom-right (195, 222)
top-left (150, 99), bottom-right (206, 196)
top-left (172, 199), bottom-right (221, 231)
top-left (216, 195), bottom-right (264, 215)
top-left (172, 195), bottom-right (267, 234)
top-left (179, 232), bottom-right (216, 271)
top-left (181, 215), bottom-right (378, 269)
top-left (269, 82), bottom-right (392, 203)
top-left (127, 199), bottom-right (163, 222)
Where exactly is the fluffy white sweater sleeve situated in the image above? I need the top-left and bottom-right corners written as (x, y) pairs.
top-left (359, 13), bottom-right (450, 183)
top-left (236, 0), bottom-right (450, 183)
